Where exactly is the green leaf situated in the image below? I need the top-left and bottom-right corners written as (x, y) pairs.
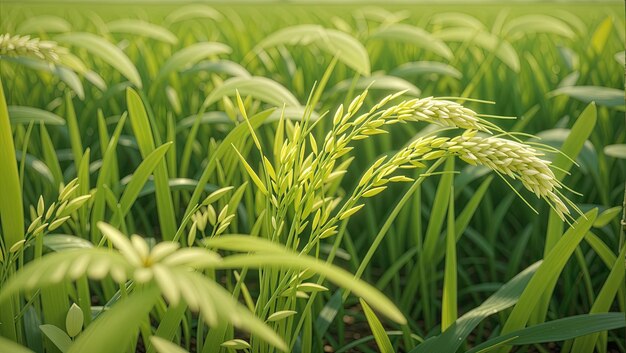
top-left (468, 313), bottom-right (625, 353)
top-left (604, 144), bottom-right (626, 159)
top-left (0, 80), bottom-right (24, 250)
top-left (331, 75), bottom-right (420, 96)
top-left (107, 19), bottom-right (178, 44)
top-left (498, 209), bottom-right (598, 352)
top-left (390, 61), bottom-right (462, 79)
top-left (441, 190), bottom-right (457, 331)
top-left (16, 15), bottom-right (71, 34)
top-left (202, 76), bottom-right (300, 108)
top-left (360, 299), bottom-right (395, 353)
top-left (39, 325), bottom-right (72, 353)
top-left (571, 244), bottom-right (626, 352)
top-left (150, 336), bottom-right (190, 353)
top-left (116, 142), bottom-right (172, 219)
top-left (267, 310), bottom-right (297, 322)
top-left (431, 12), bottom-right (485, 31)
top-left (551, 102), bottom-right (596, 181)
top-left (370, 24), bottom-right (453, 60)
top-left (220, 339), bottom-right (250, 350)
top-left (502, 15), bottom-right (575, 39)
top-left (165, 4), bottom-right (222, 24)
top-left (44, 235), bottom-right (94, 251)
top-left (255, 24), bottom-right (370, 76)
top-left (591, 17), bottom-right (613, 54)
top-left (90, 113), bottom-right (126, 241)
top-left (410, 262), bottom-right (540, 353)
top-left (423, 158), bottom-right (454, 261)
top-left (232, 145), bottom-right (268, 195)
top-left (68, 287), bottom-right (161, 353)
top-left (65, 303), bottom-right (83, 338)
top-left (55, 32), bottom-right (142, 88)
top-left (0, 336), bottom-right (35, 353)
top-left (154, 42), bottom-right (231, 85)
top-left (434, 28), bottom-right (520, 72)
top-left (64, 91), bottom-right (83, 167)
top-left (549, 86), bottom-right (624, 107)
top-left (126, 88), bottom-right (177, 239)
top-left (204, 235), bottom-right (287, 253)
top-left (182, 59), bottom-right (251, 78)
top-left (593, 206), bottom-right (622, 228)
top-left (8, 106), bottom-right (65, 125)
top-left (39, 124), bottom-right (63, 185)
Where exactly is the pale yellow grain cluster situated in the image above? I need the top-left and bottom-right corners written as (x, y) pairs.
top-left (383, 97), bottom-right (491, 132)
top-left (0, 33), bottom-right (66, 63)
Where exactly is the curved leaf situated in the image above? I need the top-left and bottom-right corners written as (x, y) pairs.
top-left (360, 299), bottom-right (395, 353)
top-left (355, 6), bottom-right (409, 25)
top-left (116, 142), bottom-right (172, 217)
top-left (434, 28), bottom-right (520, 72)
top-left (255, 24), bottom-right (370, 76)
top-left (431, 12), bottom-right (485, 31)
top-left (165, 4), bottom-right (222, 24)
top-left (182, 59), bottom-right (251, 78)
top-left (202, 76), bottom-right (300, 108)
top-left (604, 144), bottom-right (626, 159)
top-left (150, 337), bottom-right (189, 353)
top-left (55, 32), bottom-right (142, 88)
top-left (390, 61), bottom-right (462, 79)
top-left (330, 74), bottom-right (420, 96)
top-left (154, 42), bottom-right (231, 84)
top-left (44, 235), bottom-right (94, 251)
top-left (8, 106), bottom-right (65, 125)
top-left (39, 325), bottom-right (71, 353)
top-left (370, 24), bottom-right (453, 60)
top-left (107, 19), bottom-right (178, 44)
top-left (468, 313), bottom-right (625, 353)
top-left (410, 262), bottom-right (540, 353)
top-left (549, 86), bottom-right (624, 107)
top-left (16, 15), bottom-right (71, 34)
top-left (498, 209), bottom-right (598, 346)
top-left (503, 15), bottom-right (575, 39)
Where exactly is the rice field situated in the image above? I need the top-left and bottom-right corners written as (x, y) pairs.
top-left (0, 1), bottom-right (625, 353)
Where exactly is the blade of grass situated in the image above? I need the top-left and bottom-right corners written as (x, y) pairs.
top-left (571, 243), bottom-right (626, 352)
top-left (497, 208), bottom-right (598, 353)
top-left (126, 87), bottom-right (177, 239)
top-left (360, 298), bottom-right (395, 353)
top-left (0, 78), bottom-right (22, 341)
top-left (441, 188), bottom-right (457, 331)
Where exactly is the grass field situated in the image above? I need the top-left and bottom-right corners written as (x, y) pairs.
top-left (0, 1), bottom-right (625, 353)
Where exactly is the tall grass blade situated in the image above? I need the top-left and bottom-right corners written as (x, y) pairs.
top-left (497, 208), bottom-right (598, 353)
top-left (126, 88), bottom-right (177, 239)
top-left (468, 313), bottom-right (625, 353)
top-left (360, 298), bottom-right (395, 353)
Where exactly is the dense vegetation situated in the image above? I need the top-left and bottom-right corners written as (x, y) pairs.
top-left (0, 2), bottom-right (624, 353)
